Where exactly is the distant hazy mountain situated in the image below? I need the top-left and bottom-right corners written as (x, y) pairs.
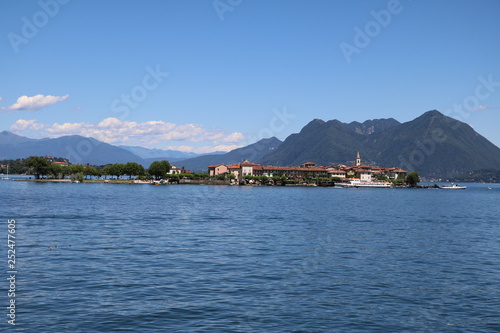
top-left (0, 131), bottom-right (38, 145)
top-left (177, 137), bottom-right (283, 172)
top-left (0, 131), bottom-right (142, 165)
top-left (0, 131), bottom-right (279, 169)
top-left (260, 111), bottom-right (500, 178)
top-left (119, 145), bottom-right (200, 162)
top-left (0, 131), bottom-right (277, 169)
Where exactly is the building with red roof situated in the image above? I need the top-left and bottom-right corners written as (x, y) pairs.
top-left (207, 153), bottom-right (407, 183)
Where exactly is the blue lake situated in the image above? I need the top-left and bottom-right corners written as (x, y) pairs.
top-left (1, 180), bottom-right (500, 332)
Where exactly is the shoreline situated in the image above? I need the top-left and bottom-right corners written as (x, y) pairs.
top-left (5, 177), bottom-right (494, 188)
top-left (13, 179), bottom-right (232, 185)
top-left (8, 178), bottom-right (475, 189)
top-left (14, 179), bottom-right (148, 184)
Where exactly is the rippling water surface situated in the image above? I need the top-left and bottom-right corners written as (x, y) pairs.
top-left (1, 181), bottom-right (500, 332)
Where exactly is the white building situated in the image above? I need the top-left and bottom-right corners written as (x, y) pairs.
top-left (168, 165), bottom-right (182, 175)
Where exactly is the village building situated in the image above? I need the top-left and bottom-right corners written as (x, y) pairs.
top-left (167, 165), bottom-right (182, 175)
top-left (326, 167), bottom-right (347, 178)
top-left (226, 164), bottom-right (241, 179)
top-left (387, 167), bottom-right (408, 180)
top-left (241, 160), bottom-right (259, 177)
top-left (208, 164), bottom-right (228, 177)
top-left (207, 153), bottom-right (407, 182)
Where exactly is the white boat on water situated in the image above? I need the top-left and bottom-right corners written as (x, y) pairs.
top-left (1, 165), bottom-right (9, 180)
top-left (336, 178), bottom-right (392, 188)
top-left (439, 183), bottom-right (467, 189)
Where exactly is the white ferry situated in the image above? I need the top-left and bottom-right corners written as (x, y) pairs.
top-left (335, 178), bottom-right (392, 188)
top-left (439, 183), bottom-right (467, 190)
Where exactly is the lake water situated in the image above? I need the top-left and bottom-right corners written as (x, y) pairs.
top-left (1, 180), bottom-right (499, 332)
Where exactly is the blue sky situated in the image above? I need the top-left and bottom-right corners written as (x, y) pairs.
top-left (1, 0), bottom-right (499, 153)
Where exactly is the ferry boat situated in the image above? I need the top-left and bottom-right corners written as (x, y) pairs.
top-left (335, 179), bottom-right (392, 188)
top-left (439, 183), bottom-right (467, 190)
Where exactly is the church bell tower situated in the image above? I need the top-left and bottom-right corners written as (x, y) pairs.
top-left (356, 152), bottom-right (361, 166)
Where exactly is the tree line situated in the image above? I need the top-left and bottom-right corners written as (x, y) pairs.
top-left (18, 156), bottom-right (176, 181)
top-left (3, 156), bottom-right (235, 182)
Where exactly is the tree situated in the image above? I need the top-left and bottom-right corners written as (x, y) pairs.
top-left (69, 164), bottom-right (84, 175)
top-left (83, 165), bottom-right (97, 179)
top-left (406, 171), bottom-right (420, 187)
top-left (258, 175), bottom-right (269, 184)
top-left (70, 172), bottom-right (84, 183)
top-left (47, 163), bottom-right (63, 179)
top-left (27, 156), bottom-right (50, 179)
top-left (148, 160), bottom-right (171, 180)
top-left (108, 163), bottom-right (125, 179)
top-left (102, 165), bottom-right (112, 179)
top-left (123, 162), bottom-right (145, 180)
top-left (93, 167), bottom-right (102, 179)
top-left (169, 174), bottom-right (180, 182)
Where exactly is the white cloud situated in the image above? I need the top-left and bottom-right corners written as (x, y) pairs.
top-left (165, 145), bottom-right (197, 153)
top-left (10, 117), bottom-right (246, 153)
top-left (10, 119), bottom-right (46, 131)
top-left (0, 96), bottom-right (3, 101)
top-left (198, 144), bottom-right (242, 153)
top-left (166, 144), bottom-right (243, 154)
top-left (2, 94), bottom-right (69, 111)
top-left (218, 132), bottom-right (245, 143)
top-left (473, 105), bottom-right (500, 111)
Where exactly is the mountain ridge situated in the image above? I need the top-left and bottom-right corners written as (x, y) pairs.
top-left (259, 110), bottom-right (500, 177)
top-left (118, 145), bottom-right (218, 162)
top-left (0, 131), bottom-right (282, 170)
top-left (0, 132), bottom-right (143, 165)
top-left (175, 137), bottom-right (283, 171)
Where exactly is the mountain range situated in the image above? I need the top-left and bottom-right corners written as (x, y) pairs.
top-left (259, 110), bottom-right (500, 178)
top-left (118, 145), bottom-right (200, 161)
top-left (1, 110), bottom-right (500, 177)
top-left (0, 130), bottom-right (280, 169)
top-left (175, 137), bottom-right (283, 171)
top-left (0, 131), bottom-right (143, 165)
